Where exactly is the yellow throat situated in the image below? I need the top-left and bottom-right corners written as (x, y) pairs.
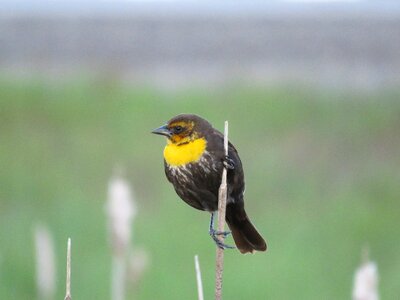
top-left (163, 137), bottom-right (207, 167)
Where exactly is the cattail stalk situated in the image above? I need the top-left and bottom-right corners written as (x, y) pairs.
top-left (194, 255), bottom-right (204, 300)
top-left (352, 249), bottom-right (379, 300)
top-left (64, 238), bottom-right (72, 300)
top-left (215, 121), bottom-right (229, 300)
top-left (106, 174), bottom-right (136, 300)
top-left (111, 256), bottom-right (126, 300)
top-left (34, 224), bottom-right (56, 300)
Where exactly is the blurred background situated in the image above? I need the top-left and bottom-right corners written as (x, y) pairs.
top-left (1, 0), bottom-right (399, 299)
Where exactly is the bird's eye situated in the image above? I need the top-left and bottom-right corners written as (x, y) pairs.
top-left (174, 126), bottom-right (183, 133)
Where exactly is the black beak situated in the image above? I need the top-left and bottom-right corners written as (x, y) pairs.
top-left (151, 124), bottom-right (171, 137)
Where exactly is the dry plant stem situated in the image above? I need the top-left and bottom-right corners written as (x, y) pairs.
top-left (112, 255), bottom-right (126, 300)
top-left (34, 224), bottom-right (56, 300)
top-left (64, 238), bottom-right (72, 300)
top-left (194, 255), bottom-right (204, 300)
top-left (215, 121), bottom-right (229, 300)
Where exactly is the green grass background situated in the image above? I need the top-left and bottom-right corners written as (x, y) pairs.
top-left (0, 78), bottom-right (399, 299)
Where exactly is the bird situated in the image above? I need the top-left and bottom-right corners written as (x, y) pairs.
top-left (152, 114), bottom-right (267, 254)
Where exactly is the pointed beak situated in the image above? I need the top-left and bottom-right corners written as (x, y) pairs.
top-left (151, 124), bottom-right (171, 137)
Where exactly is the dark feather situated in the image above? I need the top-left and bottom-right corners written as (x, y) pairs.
top-left (162, 114), bottom-right (267, 253)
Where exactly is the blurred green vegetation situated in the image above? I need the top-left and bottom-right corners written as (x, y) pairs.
top-left (0, 78), bottom-right (399, 299)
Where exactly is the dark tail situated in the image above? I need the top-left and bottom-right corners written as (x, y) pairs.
top-left (226, 203), bottom-right (267, 254)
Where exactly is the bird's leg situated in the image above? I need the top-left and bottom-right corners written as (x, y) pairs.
top-left (209, 212), bottom-right (230, 236)
top-left (222, 155), bottom-right (235, 170)
top-left (209, 212), bottom-right (235, 250)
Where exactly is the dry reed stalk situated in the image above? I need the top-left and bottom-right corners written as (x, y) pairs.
top-left (194, 255), bottom-right (204, 300)
top-left (34, 224), bottom-right (56, 300)
top-left (111, 256), bottom-right (126, 300)
top-left (107, 174), bottom-right (136, 256)
top-left (64, 238), bottom-right (71, 300)
top-left (352, 249), bottom-right (379, 300)
top-left (106, 173), bottom-right (136, 300)
top-left (215, 121), bottom-right (229, 300)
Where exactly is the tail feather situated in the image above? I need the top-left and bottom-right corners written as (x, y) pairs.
top-left (226, 204), bottom-right (267, 254)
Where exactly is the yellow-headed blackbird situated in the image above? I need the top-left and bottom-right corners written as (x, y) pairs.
top-left (152, 114), bottom-right (267, 254)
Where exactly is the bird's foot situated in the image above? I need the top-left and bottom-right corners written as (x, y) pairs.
top-left (209, 228), bottom-right (231, 237)
top-left (209, 228), bottom-right (235, 250)
top-left (222, 155), bottom-right (235, 170)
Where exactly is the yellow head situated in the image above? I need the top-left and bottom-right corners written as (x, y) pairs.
top-left (152, 114), bottom-right (212, 166)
